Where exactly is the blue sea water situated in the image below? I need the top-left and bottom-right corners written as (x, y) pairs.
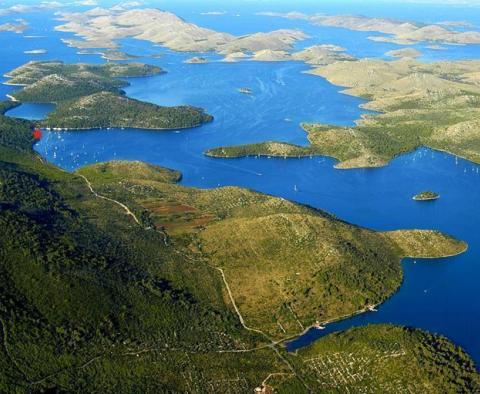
top-left (1, 0), bottom-right (480, 366)
top-left (6, 103), bottom-right (54, 120)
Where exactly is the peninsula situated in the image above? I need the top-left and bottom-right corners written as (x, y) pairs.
top-left (206, 58), bottom-right (480, 168)
top-left (41, 92), bottom-right (212, 130)
top-left (77, 160), bottom-right (466, 340)
top-left (5, 61), bottom-right (213, 130)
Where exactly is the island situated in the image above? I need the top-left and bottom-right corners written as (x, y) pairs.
top-left (5, 61), bottom-right (213, 130)
top-left (221, 45), bottom-right (355, 64)
top-left (0, 21), bottom-right (28, 34)
top-left (413, 191), bottom-right (440, 201)
top-left (251, 49), bottom-right (291, 61)
top-left (101, 50), bottom-right (139, 61)
top-left (385, 48), bottom-right (422, 58)
top-left (184, 56), bottom-right (208, 64)
top-left (206, 58), bottom-right (480, 168)
top-left (222, 51), bottom-right (249, 62)
top-left (76, 50), bottom-right (139, 60)
top-left (5, 61), bottom-right (163, 101)
top-left (54, 8), bottom-right (308, 54)
top-left (259, 11), bottom-right (480, 45)
top-left (0, 106), bottom-right (477, 392)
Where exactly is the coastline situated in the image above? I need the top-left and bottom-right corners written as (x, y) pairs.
top-left (400, 242), bottom-right (468, 259)
top-left (41, 121), bottom-right (211, 132)
top-left (3, 81), bottom-right (27, 86)
top-left (281, 242), bottom-right (468, 350)
top-left (206, 144), bottom-right (480, 171)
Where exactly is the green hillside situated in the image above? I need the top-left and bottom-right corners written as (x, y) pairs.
top-left (0, 105), bottom-right (477, 392)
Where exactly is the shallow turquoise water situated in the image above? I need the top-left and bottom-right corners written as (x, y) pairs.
top-left (1, 0), bottom-right (480, 366)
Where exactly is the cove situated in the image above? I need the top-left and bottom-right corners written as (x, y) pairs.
top-left (6, 103), bottom-right (55, 120)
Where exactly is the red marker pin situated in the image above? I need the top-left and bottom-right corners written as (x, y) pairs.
top-left (32, 128), bottom-right (42, 140)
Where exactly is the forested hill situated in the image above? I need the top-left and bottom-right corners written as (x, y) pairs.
top-left (41, 92), bottom-right (213, 130)
top-left (6, 61), bottom-right (213, 130)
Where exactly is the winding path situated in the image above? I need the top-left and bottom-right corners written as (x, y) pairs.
top-left (215, 267), bottom-right (311, 392)
top-left (215, 267), bottom-right (270, 338)
top-left (75, 174), bottom-right (311, 391)
top-left (77, 174), bottom-right (140, 224)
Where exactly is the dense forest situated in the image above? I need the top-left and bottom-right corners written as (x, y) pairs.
top-left (0, 105), bottom-right (276, 392)
top-left (42, 92), bottom-right (213, 130)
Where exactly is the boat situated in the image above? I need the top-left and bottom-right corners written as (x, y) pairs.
top-left (314, 321), bottom-right (325, 330)
top-left (238, 87), bottom-right (253, 94)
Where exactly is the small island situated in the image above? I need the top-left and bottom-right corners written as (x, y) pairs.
top-left (184, 56), bottom-right (208, 64)
top-left (101, 50), bottom-right (139, 61)
top-left (413, 191), bottom-right (440, 201)
top-left (24, 49), bottom-right (48, 55)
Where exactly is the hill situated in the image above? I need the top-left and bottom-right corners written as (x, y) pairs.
top-left (6, 61), bottom-right (162, 102)
top-left (77, 160), bottom-right (466, 339)
top-left (5, 61), bottom-right (213, 130)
